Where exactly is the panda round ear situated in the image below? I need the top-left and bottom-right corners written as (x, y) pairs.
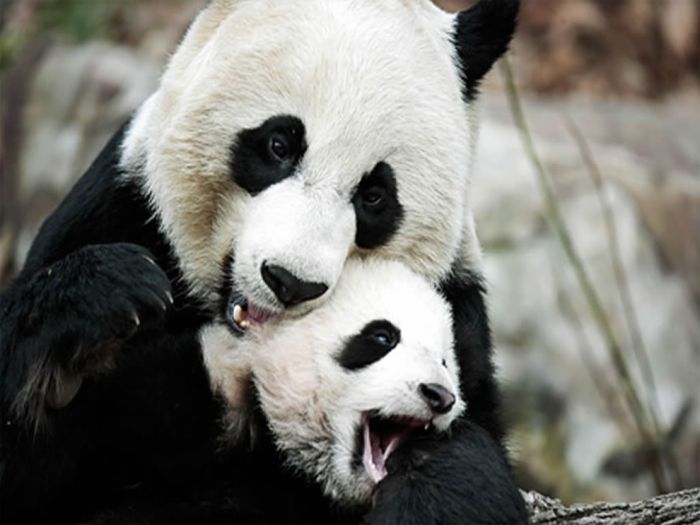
top-left (453, 0), bottom-right (520, 101)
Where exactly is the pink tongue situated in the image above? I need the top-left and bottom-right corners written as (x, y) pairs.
top-left (363, 423), bottom-right (402, 484)
top-left (247, 303), bottom-right (272, 324)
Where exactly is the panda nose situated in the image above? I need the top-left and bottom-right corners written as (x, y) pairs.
top-left (261, 262), bottom-right (329, 307)
top-left (419, 383), bottom-right (456, 415)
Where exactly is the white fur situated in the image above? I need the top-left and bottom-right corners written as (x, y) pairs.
top-left (121, 0), bottom-right (480, 310)
top-left (202, 258), bottom-right (465, 504)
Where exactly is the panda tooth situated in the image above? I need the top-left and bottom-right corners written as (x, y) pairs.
top-left (424, 422), bottom-right (430, 431)
top-left (239, 319), bottom-right (251, 330)
top-left (233, 304), bottom-right (245, 324)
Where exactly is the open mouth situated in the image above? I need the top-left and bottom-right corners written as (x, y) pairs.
top-left (361, 412), bottom-right (432, 484)
top-left (226, 291), bottom-right (275, 335)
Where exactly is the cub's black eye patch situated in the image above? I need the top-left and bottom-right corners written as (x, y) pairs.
top-left (352, 162), bottom-right (403, 249)
top-left (230, 115), bottom-right (307, 196)
top-left (337, 320), bottom-right (401, 371)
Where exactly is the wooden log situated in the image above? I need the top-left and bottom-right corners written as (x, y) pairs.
top-left (524, 488), bottom-right (700, 524)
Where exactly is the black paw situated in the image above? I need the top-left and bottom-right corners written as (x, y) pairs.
top-left (367, 421), bottom-right (528, 525)
top-left (21, 243), bottom-right (173, 371)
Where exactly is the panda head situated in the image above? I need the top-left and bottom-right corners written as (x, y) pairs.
top-left (121, 0), bottom-right (518, 323)
top-left (234, 258), bottom-right (465, 505)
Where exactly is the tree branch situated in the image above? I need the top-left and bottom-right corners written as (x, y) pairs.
top-left (525, 488), bottom-right (700, 524)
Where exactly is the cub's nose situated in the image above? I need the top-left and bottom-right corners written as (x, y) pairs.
top-left (419, 383), bottom-right (456, 415)
top-left (261, 262), bottom-right (328, 307)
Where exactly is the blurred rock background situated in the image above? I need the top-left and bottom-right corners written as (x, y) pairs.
top-left (1, 0), bottom-right (699, 505)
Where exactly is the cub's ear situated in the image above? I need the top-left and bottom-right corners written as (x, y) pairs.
top-left (453, 0), bottom-right (520, 101)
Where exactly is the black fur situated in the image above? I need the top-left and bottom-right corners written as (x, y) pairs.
top-left (454, 0), bottom-right (520, 101)
top-left (337, 320), bottom-right (401, 371)
top-left (0, 124), bottom-right (219, 524)
top-left (439, 268), bottom-right (506, 443)
top-left (352, 162), bottom-right (404, 249)
top-left (79, 419), bottom-right (365, 525)
top-left (230, 115), bottom-right (307, 196)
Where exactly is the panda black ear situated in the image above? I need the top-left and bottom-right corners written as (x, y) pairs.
top-left (453, 0), bottom-right (520, 101)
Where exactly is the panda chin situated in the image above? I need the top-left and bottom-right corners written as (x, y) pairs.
top-left (225, 292), bottom-right (275, 335)
top-left (361, 413), bottom-right (431, 484)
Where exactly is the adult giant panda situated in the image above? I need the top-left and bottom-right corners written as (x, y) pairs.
top-left (202, 258), bottom-right (526, 523)
top-left (0, 0), bottom-right (521, 523)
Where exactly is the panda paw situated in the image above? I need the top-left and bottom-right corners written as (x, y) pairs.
top-left (14, 243), bottom-right (173, 372)
top-left (366, 421), bottom-right (528, 525)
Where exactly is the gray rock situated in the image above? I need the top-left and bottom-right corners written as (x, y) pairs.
top-left (475, 94), bottom-right (700, 501)
top-left (15, 42), bottom-right (161, 264)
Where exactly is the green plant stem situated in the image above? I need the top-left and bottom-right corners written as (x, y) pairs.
top-left (563, 115), bottom-right (659, 410)
top-left (564, 114), bottom-right (683, 490)
top-left (499, 57), bottom-right (667, 493)
top-left (549, 254), bottom-right (635, 438)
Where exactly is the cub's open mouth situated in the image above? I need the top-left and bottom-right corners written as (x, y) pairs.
top-left (361, 412), bottom-right (432, 484)
top-left (226, 292), bottom-right (275, 335)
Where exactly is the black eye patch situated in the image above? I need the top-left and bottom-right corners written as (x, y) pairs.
top-left (230, 115), bottom-right (307, 196)
top-left (352, 162), bottom-right (404, 249)
top-left (337, 320), bottom-right (401, 371)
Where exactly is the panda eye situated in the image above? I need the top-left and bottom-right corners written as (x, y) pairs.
top-left (351, 162), bottom-right (404, 250)
top-left (368, 325), bottom-right (399, 349)
top-left (371, 329), bottom-right (392, 347)
top-left (360, 186), bottom-right (386, 209)
top-left (442, 359), bottom-right (447, 368)
top-left (268, 133), bottom-right (291, 161)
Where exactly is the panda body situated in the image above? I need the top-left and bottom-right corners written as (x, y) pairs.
top-left (0, 1), bottom-right (526, 523)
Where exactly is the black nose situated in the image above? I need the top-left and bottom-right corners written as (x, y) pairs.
top-left (419, 383), bottom-right (456, 415)
top-left (261, 262), bottom-right (329, 307)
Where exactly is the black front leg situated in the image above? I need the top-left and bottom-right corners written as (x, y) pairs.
top-left (0, 242), bottom-right (172, 425)
top-left (365, 421), bottom-right (527, 525)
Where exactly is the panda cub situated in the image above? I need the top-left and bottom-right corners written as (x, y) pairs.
top-left (204, 258), bottom-right (464, 506)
